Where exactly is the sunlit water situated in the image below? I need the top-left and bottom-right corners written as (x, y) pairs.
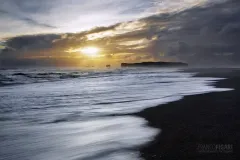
top-left (0, 68), bottom-right (231, 160)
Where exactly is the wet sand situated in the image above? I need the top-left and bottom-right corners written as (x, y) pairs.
top-left (136, 68), bottom-right (240, 159)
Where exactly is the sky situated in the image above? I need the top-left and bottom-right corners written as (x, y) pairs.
top-left (0, 0), bottom-right (239, 67)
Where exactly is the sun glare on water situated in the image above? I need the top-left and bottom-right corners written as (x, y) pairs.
top-left (80, 47), bottom-right (100, 58)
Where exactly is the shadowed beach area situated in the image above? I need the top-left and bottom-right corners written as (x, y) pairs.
top-left (136, 68), bottom-right (240, 160)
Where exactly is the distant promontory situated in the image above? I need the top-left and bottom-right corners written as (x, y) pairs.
top-left (121, 61), bottom-right (188, 67)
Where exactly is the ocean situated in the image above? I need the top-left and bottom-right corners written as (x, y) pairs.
top-left (0, 68), bottom-right (230, 160)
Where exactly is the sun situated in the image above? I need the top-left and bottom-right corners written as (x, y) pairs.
top-left (80, 47), bottom-right (100, 57)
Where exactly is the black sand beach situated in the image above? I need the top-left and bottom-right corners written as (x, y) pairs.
top-left (136, 68), bottom-right (240, 160)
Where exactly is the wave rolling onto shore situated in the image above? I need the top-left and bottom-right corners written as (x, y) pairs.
top-left (0, 68), bottom-right (232, 160)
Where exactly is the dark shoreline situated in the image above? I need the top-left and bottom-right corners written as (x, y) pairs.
top-left (136, 68), bottom-right (240, 159)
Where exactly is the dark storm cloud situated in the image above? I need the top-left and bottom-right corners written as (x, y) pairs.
top-left (169, 0), bottom-right (240, 65)
top-left (1, 0), bottom-right (240, 67)
top-left (6, 34), bottom-right (60, 50)
top-left (0, 34), bottom-right (61, 61)
top-left (123, 0), bottom-right (240, 65)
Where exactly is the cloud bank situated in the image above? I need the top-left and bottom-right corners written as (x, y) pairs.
top-left (0, 0), bottom-right (239, 67)
top-left (0, 0), bottom-right (215, 38)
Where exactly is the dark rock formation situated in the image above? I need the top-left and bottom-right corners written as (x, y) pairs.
top-left (121, 61), bottom-right (188, 67)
